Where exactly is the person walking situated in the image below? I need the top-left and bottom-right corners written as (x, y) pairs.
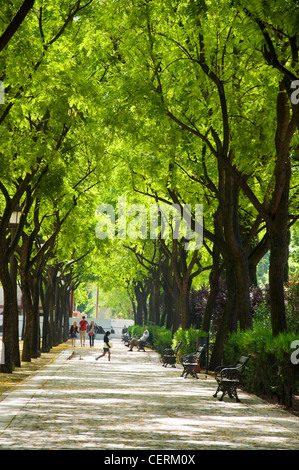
top-left (70, 321), bottom-right (78, 347)
top-left (95, 331), bottom-right (111, 361)
top-left (79, 315), bottom-right (88, 347)
top-left (88, 321), bottom-right (95, 348)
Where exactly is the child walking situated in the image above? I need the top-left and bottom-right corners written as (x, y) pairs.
top-left (95, 331), bottom-right (111, 361)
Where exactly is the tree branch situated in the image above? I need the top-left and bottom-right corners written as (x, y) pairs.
top-left (0, 0), bottom-right (34, 52)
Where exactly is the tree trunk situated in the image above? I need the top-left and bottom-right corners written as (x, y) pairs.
top-left (222, 174), bottom-right (252, 330)
top-left (179, 280), bottom-right (191, 330)
top-left (31, 275), bottom-right (41, 358)
top-left (134, 281), bottom-right (146, 325)
top-left (19, 236), bottom-right (34, 362)
top-left (0, 264), bottom-right (17, 372)
top-left (62, 284), bottom-right (71, 342)
top-left (202, 247), bottom-right (221, 332)
top-left (209, 300), bottom-right (231, 370)
top-left (150, 273), bottom-right (161, 325)
top-left (20, 275), bottom-right (34, 362)
top-left (10, 253), bottom-right (21, 367)
top-left (56, 286), bottom-right (63, 345)
top-left (40, 280), bottom-right (50, 352)
top-left (267, 86), bottom-right (294, 336)
top-left (170, 241), bottom-right (199, 330)
top-left (268, 164), bottom-right (290, 336)
top-left (161, 257), bottom-right (180, 331)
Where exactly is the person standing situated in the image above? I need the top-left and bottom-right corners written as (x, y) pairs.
top-left (88, 321), bottom-right (95, 348)
top-left (95, 331), bottom-right (111, 361)
top-left (79, 315), bottom-right (88, 347)
top-left (70, 321), bottom-right (78, 347)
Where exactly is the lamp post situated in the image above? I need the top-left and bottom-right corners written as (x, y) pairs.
top-left (9, 204), bottom-right (22, 227)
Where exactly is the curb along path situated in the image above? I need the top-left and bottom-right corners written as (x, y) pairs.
top-left (0, 339), bottom-right (298, 450)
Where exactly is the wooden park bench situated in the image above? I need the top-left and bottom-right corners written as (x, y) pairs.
top-left (213, 354), bottom-right (251, 402)
top-left (181, 345), bottom-right (206, 379)
top-left (162, 341), bottom-right (182, 368)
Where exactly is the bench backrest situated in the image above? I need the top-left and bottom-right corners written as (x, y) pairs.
top-left (235, 354), bottom-right (251, 370)
top-left (174, 341), bottom-right (182, 354)
top-left (182, 345), bottom-right (206, 364)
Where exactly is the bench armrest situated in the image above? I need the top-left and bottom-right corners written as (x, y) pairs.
top-left (214, 364), bottom-right (234, 377)
top-left (220, 367), bottom-right (242, 381)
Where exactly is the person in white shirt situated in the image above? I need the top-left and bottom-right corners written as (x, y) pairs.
top-left (128, 327), bottom-right (149, 351)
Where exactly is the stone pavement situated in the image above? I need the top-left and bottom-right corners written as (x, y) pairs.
top-left (0, 338), bottom-right (298, 450)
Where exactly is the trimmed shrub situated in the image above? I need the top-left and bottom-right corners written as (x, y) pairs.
top-left (172, 327), bottom-right (208, 361)
top-left (224, 328), bottom-right (299, 407)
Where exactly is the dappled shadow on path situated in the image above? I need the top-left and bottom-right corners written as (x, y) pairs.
top-left (0, 340), bottom-right (298, 450)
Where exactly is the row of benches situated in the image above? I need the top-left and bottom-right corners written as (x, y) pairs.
top-left (162, 341), bottom-right (251, 402)
top-left (122, 333), bottom-right (251, 402)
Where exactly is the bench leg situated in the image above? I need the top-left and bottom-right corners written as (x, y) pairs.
top-left (218, 385), bottom-right (230, 401)
top-left (216, 383), bottom-right (241, 402)
top-left (230, 385), bottom-right (241, 402)
top-left (181, 365), bottom-right (199, 379)
top-left (213, 384), bottom-right (221, 398)
top-left (162, 357), bottom-right (176, 368)
top-left (181, 366), bottom-right (190, 378)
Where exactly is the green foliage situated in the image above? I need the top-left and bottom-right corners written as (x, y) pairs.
top-left (172, 327), bottom-right (207, 360)
top-left (1, 0), bottom-right (299, 353)
top-left (150, 326), bottom-right (173, 355)
top-left (127, 325), bottom-right (144, 339)
top-left (224, 328), bottom-right (299, 407)
top-left (252, 302), bottom-right (272, 330)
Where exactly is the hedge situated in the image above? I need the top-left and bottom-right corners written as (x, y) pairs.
top-left (224, 328), bottom-right (299, 407)
top-left (172, 327), bottom-right (208, 361)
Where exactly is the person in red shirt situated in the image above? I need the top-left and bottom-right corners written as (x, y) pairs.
top-left (79, 315), bottom-right (88, 347)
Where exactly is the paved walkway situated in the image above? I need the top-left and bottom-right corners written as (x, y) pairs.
top-left (0, 339), bottom-right (298, 450)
